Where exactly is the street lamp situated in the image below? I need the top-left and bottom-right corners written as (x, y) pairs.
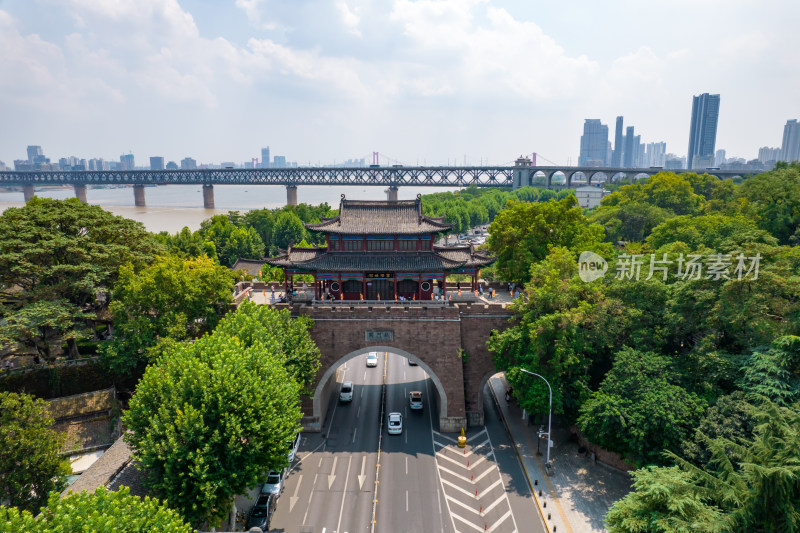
top-left (519, 368), bottom-right (553, 471)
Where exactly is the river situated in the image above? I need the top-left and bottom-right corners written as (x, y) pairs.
top-left (0, 184), bottom-right (457, 233)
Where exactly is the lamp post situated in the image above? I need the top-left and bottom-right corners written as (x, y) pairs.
top-left (519, 368), bottom-right (553, 471)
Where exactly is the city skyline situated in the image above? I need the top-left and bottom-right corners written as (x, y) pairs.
top-left (1, 1), bottom-right (799, 167)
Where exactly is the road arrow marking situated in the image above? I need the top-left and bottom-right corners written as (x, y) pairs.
top-left (329, 457), bottom-right (338, 489)
top-left (290, 474), bottom-right (303, 511)
top-left (358, 456), bottom-right (366, 490)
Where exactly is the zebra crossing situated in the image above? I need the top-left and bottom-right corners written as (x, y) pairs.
top-left (432, 428), bottom-right (518, 533)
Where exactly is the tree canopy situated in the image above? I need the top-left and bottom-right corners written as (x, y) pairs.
top-left (0, 392), bottom-right (70, 512)
top-left (123, 303), bottom-right (311, 527)
top-left (0, 487), bottom-right (193, 533)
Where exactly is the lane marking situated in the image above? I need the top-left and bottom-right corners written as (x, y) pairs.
top-left (289, 474), bottom-right (303, 511)
top-left (302, 473), bottom-right (318, 525)
top-left (432, 431), bottom-right (459, 444)
top-left (486, 509), bottom-right (514, 533)
top-left (478, 478), bottom-right (503, 499)
top-left (352, 427), bottom-right (358, 444)
top-left (466, 428), bottom-right (488, 442)
top-left (405, 456), bottom-right (408, 475)
top-left (473, 466), bottom-right (494, 484)
top-left (452, 513), bottom-right (487, 533)
top-left (481, 493), bottom-right (507, 516)
top-left (436, 451), bottom-right (467, 468)
top-left (440, 478), bottom-right (479, 498)
top-left (446, 494), bottom-right (483, 517)
top-left (406, 490), bottom-right (409, 512)
top-left (358, 456), bottom-right (366, 490)
top-left (427, 363), bottom-right (457, 533)
top-left (335, 455), bottom-right (353, 533)
top-left (328, 456), bottom-right (338, 489)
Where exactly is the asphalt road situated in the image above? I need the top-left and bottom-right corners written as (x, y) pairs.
top-left (270, 352), bottom-right (544, 533)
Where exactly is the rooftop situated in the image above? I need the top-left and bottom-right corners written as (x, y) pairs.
top-left (305, 196), bottom-right (451, 235)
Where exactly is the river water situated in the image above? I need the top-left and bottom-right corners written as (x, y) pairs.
top-left (0, 184), bottom-right (456, 233)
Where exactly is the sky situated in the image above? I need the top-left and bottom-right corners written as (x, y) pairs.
top-left (1, 0), bottom-right (799, 167)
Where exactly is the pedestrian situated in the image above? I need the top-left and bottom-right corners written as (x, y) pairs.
top-left (491, 288), bottom-right (495, 299)
top-left (505, 388), bottom-right (511, 401)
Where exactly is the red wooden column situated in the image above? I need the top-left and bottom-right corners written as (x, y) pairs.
top-left (417, 273), bottom-right (422, 301)
top-left (394, 277), bottom-right (398, 300)
top-left (362, 277), bottom-right (367, 300)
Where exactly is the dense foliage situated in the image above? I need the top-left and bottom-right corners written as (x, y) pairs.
top-left (123, 303), bottom-right (310, 527)
top-left (0, 487), bottom-right (193, 533)
top-left (0, 392), bottom-right (70, 512)
top-left (0, 198), bottom-right (161, 361)
top-left (100, 255), bottom-right (236, 375)
top-left (156, 203), bottom-right (336, 266)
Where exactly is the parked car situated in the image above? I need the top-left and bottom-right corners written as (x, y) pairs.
top-left (366, 352), bottom-right (379, 367)
top-left (339, 381), bottom-right (354, 403)
top-left (409, 391), bottom-right (423, 410)
top-left (246, 494), bottom-right (277, 531)
top-left (387, 412), bottom-right (403, 434)
top-left (286, 432), bottom-right (301, 463)
top-left (261, 469), bottom-right (285, 496)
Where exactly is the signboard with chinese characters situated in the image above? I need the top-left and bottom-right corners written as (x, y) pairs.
top-left (365, 272), bottom-right (393, 279)
top-left (365, 330), bottom-right (393, 342)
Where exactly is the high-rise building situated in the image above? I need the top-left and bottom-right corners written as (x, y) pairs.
top-left (578, 119), bottom-right (609, 166)
top-left (623, 126), bottom-right (641, 168)
top-left (645, 142), bottom-right (667, 167)
top-left (273, 155), bottom-right (287, 168)
top-left (181, 157), bottom-right (197, 169)
top-left (758, 146), bottom-right (781, 164)
top-left (612, 116), bottom-right (624, 167)
top-left (687, 93), bottom-right (721, 170)
top-left (780, 119), bottom-right (800, 163)
top-left (715, 149), bottom-right (726, 167)
top-left (120, 153), bottom-right (135, 170)
top-left (149, 156), bottom-right (165, 170)
top-left (166, 161), bottom-right (179, 170)
top-left (261, 147), bottom-right (271, 168)
top-left (27, 145), bottom-right (43, 163)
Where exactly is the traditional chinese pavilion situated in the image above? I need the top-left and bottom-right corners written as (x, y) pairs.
top-left (266, 196), bottom-right (494, 301)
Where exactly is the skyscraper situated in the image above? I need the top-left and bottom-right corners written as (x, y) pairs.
top-left (780, 119), bottom-right (800, 163)
top-left (578, 119), bottom-right (609, 166)
top-left (27, 145), bottom-right (43, 163)
top-left (612, 116), bottom-right (624, 167)
top-left (149, 156), bottom-right (165, 170)
top-left (261, 147), bottom-right (271, 168)
top-left (120, 153), bottom-right (135, 170)
top-left (687, 93), bottom-right (720, 170)
top-left (645, 142), bottom-right (667, 167)
top-left (623, 126), bottom-right (639, 168)
top-left (181, 157), bottom-right (197, 169)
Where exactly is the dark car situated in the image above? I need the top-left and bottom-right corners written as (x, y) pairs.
top-left (247, 493), bottom-right (277, 531)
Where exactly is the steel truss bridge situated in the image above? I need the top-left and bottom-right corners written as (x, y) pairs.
top-left (0, 166), bottom-right (756, 207)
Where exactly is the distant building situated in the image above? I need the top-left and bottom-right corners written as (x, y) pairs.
top-left (27, 145), bottom-right (43, 163)
top-left (645, 142), bottom-right (666, 167)
top-left (578, 119), bottom-right (609, 166)
top-left (0, 160), bottom-right (7, 171)
top-left (612, 116), bottom-right (624, 167)
top-left (780, 119), bottom-right (800, 162)
top-left (623, 126), bottom-right (640, 168)
top-left (120, 154), bottom-right (135, 170)
top-left (715, 149), bottom-right (726, 167)
top-left (165, 161), bottom-right (178, 170)
top-left (664, 153), bottom-right (686, 170)
top-left (221, 162), bottom-right (236, 169)
top-left (149, 157), bottom-right (165, 170)
top-left (261, 147), bottom-right (271, 168)
top-left (88, 158), bottom-right (108, 171)
top-left (180, 157), bottom-right (197, 170)
top-left (758, 146), bottom-right (780, 164)
top-left (574, 185), bottom-right (607, 209)
top-left (687, 93), bottom-right (720, 170)
top-left (273, 155), bottom-right (287, 168)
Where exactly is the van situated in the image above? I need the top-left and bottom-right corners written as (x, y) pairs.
top-left (339, 381), bottom-right (354, 402)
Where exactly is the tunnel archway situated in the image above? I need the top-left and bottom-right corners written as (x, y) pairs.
top-left (312, 345), bottom-right (449, 431)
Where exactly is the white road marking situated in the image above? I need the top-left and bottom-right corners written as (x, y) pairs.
top-left (473, 466), bottom-right (494, 484)
top-left (406, 489), bottom-right (409, 511)
top-left (432, 431), bottom-right (459, 444)
top-left (363, 370), bottom-right (367, 381)
top-left (358, 456), bottom-right (366, 490)
top-left (466, 428), bottom-right (488, 442)
top-left (328, 456), bottom-right (338, 489)
top-left (486, 510), bottom-right (514, 533)
top-left (405, 456), bottom-right (408, 475)
top-left (357, 404), bottom-right (361, 418)
top-left (436, 451), bottom-right (466, 468)
top-left (445, 494), bottom-right (483, 516)
top-left (452, 513), bottom-right (487, 533)
top-left (302, 473), bottom-right (318, 525)
top-left (481, 493), bottom-right (506, 516)
top-left (335, 455), bottom-right (353, 533)
top-left (352, 427), bottom-right (358, 444)
top-left (440, 478), bottom-right (478, 498)
top-left (478, 478), bottom-right (503, 499)
top-left (290, 474), bottom-right (303, 511)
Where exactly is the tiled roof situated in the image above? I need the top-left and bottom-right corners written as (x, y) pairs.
top-left (231, 258), bottom-right (268, 276)
top-left (306, 198), bottom-right (452, 235)
top-left (434, 245), bottom-right (494, 268)
top-left (62, 436), bottom-right (135, 497)
top-left (265, 248), bottom-right (494, 272)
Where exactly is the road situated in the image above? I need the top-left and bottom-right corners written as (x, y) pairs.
top-left (270, 352), bottom-right (544, 533)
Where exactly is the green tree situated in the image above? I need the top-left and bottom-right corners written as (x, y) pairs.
top-left (645, 214), bottom-right (776, 251)
top-left (123, 307), bottom-right (305, 527)
top-left (0, 392), bottom-right (70, 512)
top-left (101, 255), bottom-right (235, 375)
top-left (214, 300), bottom-right (321, 393)
top-left (741, 336), bottom-right (800, 406)
top-left (487, 196), bottom-right (611, 284)
top-left (0, 486), bottom-right (193, 533)
top-left (0, 299), bottom-right (90, 362)
top-left (272, 210), bottom-right (307, 251)
top-left (0, 198), bottom-right (161, 358)
top-left (578, 348), bottom-right (707, 465)
top-left (738, 163), bottom-right (800, 244)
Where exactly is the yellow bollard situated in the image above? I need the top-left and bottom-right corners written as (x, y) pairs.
top-left (457, 427), bottom-right (467, 448)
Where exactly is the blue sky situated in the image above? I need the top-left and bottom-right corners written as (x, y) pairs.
top-left (1, 0), bottom-right (798, 167)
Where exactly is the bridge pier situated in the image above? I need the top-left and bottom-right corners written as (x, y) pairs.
top-left (386, 186), bottom-right (398, 202)
top-left (22, 184), bottom-right (35, 202)
top-left (202, 184), bottom-right (214, 209)
top-left (73, 184), bottom-right (87, 203)
top-left (286, 185), bottom-right (298, 206)
top-left (133, 185), bottom-right (146, 207)
top-left (512, 157), bottom-right (532, 189)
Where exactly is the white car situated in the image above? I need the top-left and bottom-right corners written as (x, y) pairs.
top-left (339, 381), bottom-right (354, 403)
top-left (387, 412), bottom-right (403, 434)
top-left (286, 432), bottom-right (301, 463)
top-left (366, 352), bottom-right (379, 367)
top-left (261, 469), bottom-right (285, 496)
top-left (409, 391), bottom-right (423, 410)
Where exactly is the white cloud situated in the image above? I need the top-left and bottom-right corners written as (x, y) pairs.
top-left (336, 1), bottom-right (362, 37)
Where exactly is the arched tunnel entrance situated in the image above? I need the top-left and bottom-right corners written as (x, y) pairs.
top-left (312, 346), bottom-right (449, 433)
